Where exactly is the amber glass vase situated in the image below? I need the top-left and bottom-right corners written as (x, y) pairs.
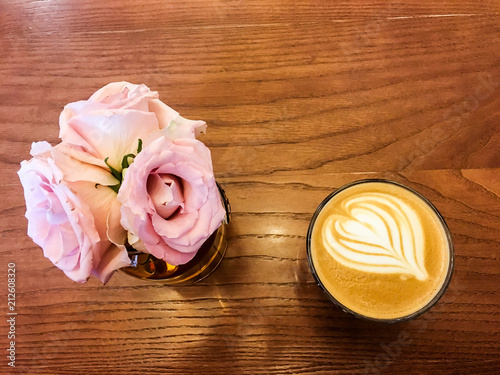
top-left (120, 183), bottom-right (230, 285)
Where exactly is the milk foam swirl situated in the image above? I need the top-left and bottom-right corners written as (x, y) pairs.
top-left (322, 192), bottom-right (428, 280)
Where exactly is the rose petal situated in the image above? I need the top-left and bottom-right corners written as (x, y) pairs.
top-left (60, 109), bottom-right (160, 171)
top-left (91, 243), bottom-right (131, 284)
top-left (118, 137), bottom-right (225, 265)
top-left (147, 174), bottom-right (184, 219)
top-left (30, 141), bottom-right (52, 157)
top-left (18, 152), bottom-right (100, 283)
top-left (107, 199), bottom-right (127, 246)
top-left (149, 98), bottom-right (206, 139)
top-left (53, 144), bottom-right (119, 186)
top-left (148, 98), bottom-right (179, 129)
top-left (89, 82), bottom-right (158, 112)
top-left (68, 181), bottom-right (117, 240)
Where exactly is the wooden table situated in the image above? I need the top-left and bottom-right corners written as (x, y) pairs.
top-left (1, 1), bottom-right (499, 374)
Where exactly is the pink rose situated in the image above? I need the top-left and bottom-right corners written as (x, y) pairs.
top-left (118, 136), bottom-right (226, 265)
top-left (19, 82), bottom-right (223, 283)
top-left (18, 142), bottom-right (130, 283)
top-left (58, 82), bottom-right (207, 171)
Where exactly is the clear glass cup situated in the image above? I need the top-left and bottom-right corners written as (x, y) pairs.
top-left (120, 183), bottom-right (231, 285)
top-left (306, 179), bottom-right (454, 323)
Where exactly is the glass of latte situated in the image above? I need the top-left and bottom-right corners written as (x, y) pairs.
top-left (307, 179), bottom-right (454, 322)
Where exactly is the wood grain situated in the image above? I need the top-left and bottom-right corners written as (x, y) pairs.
top-left (0, 1), bottom-right (499, 374)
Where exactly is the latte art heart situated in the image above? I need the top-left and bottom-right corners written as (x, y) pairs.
top-left (322, 192), bottom-right (429, 280)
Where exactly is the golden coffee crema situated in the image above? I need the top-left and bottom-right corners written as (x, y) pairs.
top-left (310, 181), bottom-right (451, 321)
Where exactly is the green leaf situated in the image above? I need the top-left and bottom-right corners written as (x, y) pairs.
top-left (108, 184), bottom-right (120, 194)
top-left (121, 154), bottom-right (136, 170)
top-left (104, 157), bottom-right (122, 181)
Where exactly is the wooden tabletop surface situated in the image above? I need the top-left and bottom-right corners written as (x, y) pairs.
top-left (1, 1), bottom-right (499, 374)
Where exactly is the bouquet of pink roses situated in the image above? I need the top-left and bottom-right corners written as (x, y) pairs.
top-left (18, 82), bottom-right (226, 283)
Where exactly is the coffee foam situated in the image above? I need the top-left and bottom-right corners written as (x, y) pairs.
top-left (310, 181), bottom-right (451, 320)
top-left (322, 192), bottom-right (428, 281)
